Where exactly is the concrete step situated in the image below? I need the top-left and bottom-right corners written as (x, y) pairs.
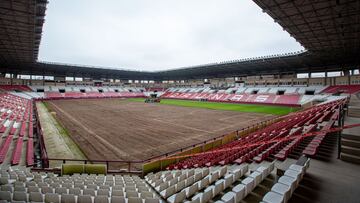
top-left (341, 138), bottom-right (360, 148)
top-left (348, 110), bottom-right (360, 118)
top-left (349, 113), bottom-right (360, 118)
top-left (342, 134), bottom-right (360, 141)
top-left (340, 152), bottom-right (360, 164)
top-left (341, 146), bottom-right (360, 156)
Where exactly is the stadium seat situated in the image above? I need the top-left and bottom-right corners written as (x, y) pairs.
top-left (271, 183), bottom-right (291, 202)
top-left (221, 191), bottom-right (236, 203)
top-left (78, 195), bottom-right (92, 203)
top-left (231, 183), bottom-right (246, 202)
top-left (45, 193), bottom-right (60, 203)
top-left (262, 191), bottom-right (285, 203)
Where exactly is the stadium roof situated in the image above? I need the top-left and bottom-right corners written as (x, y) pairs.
top-left (0, 0), bottom-right (359, 80)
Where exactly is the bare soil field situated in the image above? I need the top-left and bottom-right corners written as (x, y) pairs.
top-left (45, 98), bottom-right (276, 161)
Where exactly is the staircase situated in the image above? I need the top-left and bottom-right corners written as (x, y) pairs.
top-left (341, 134), bottom-right (360, 164)
top-left (340, 113), bottom-right (360, 164)
top-left (348, 94), bottom-right (360, 117)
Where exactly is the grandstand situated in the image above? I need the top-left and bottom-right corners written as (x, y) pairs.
top-left (0, 0), bottom-right (360, 203)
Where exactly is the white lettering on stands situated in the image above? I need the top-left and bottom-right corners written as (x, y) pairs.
top-left (209, 94), bottom-right (224, 101)
top-left (254, 95), bottom-right (269, 102)
top-left (230, 94), bottom-right (243, 101)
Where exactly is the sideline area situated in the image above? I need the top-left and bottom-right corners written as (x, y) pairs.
top-left (36, 102), bottom-right (87, 167)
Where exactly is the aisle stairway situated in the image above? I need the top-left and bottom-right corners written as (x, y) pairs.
top-left (341, 116), bottom-right (360, 164)
top-left (341, 133), bottom-right (360, 164)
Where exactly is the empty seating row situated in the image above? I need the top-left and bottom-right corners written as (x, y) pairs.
top-left (168, 98), bottom-right (346, 170)
top-left (0, 85), bottom-right (32, 92)
top-left (0, 191), bottom-right (160, 203)
top-left (321, 85), bottom-right (360, 94)
top-left (218, 163), bottom-right (274, 203)
top-left (161, 92), bottom-right (301, 106)
top-left (0, 167), bottom-right (161, 203)
top-left (44, 92), bottom-right (145, 99)
top-left (261, 159), bottom-right (310, 203)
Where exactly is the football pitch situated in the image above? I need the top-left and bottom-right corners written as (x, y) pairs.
top-left (128, 98), bottom-right (298, 115)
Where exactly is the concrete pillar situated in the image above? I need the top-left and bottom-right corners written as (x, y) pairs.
top-left (10, 74), bottom-right (13, 85)
top-left (343, 70), bottom-right (351, 84)
top-left (324, 71), bottom-right (328, 85)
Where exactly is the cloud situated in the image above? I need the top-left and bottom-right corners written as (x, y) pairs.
top-left (39, 0), bottom-right (303, 71)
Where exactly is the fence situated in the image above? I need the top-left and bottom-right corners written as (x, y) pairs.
top-left (32, 98), bottom-right (286, 176)
top-left (33, 100), bottom-right (49, 168)
top-left (142, 116), bottom-right (283, 174)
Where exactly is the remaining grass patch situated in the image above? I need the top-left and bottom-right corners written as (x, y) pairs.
top-left (127, 98), bottom-right (298, 115)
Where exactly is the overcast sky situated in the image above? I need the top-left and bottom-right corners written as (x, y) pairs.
top-left (38, 0), bottom-right (303, 71)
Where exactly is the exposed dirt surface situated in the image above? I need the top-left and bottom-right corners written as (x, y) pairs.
top-left (46, 99), bottom-right (275, 161)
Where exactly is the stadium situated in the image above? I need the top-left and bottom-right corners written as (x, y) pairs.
top-left (0, 0), bottom-right (360, 203)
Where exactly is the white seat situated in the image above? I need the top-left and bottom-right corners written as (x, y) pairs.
top-left (231, 169), bottom-right (242, 181)
top-left (262, 191), bottom-right (284, 203)
top-left (192, 188), bottom-right (212, 203)
top-left (288, 164), bottom-right (305, 178)
top-left (61, 194), bottom-right (76, 203)
top-left (194, 173), bottom-right (203, 182)
top-left (202, 187), bottom-right (213, 203)
top-left (197, 176), bottom-right (210, 190)
top-left (189, 196), bottom-right (201, 203)
top-left (224, 174), bottom-right (235, 189)
top-left (144, 198), bottom-right (160, 203)
top-left (184, 184), bottom-right (198, 198)
top-left (284, 169), bottom-right (302, 186)
top-left (219, 167), bottom-right (227, 177)
top-left (241, 165), bottom-right (249, 175)
top-left (249, 171), bottom-right (262, 186)
top-left (29, 192), bottom-right (44, 202)
top-left (98, 189), bottom-right (110, 196)
top-left (256, 166), bottom-right (268, 180)
top-left (185, 176), bottom-right (195, 187)
top-left (94, 195), bottom-right (110, 203)
top-left (83, 188), bottom-right (96, 196)
top-left (271, 183), bottom-right (291, 203)
top-left (110, 196), bottom-right (126, 203)
top-left (140, 191), bottom-right (153, 199)
top-left (278, 176), bottom-right (296, 195)
top-left (55, 187), bottom-right (68, 195)
top-left (77, 195), bottom-right (92, 203)
top-left (169, 178), bottom-right (178, 187)
top-left (202, 168), bottom-right (210, 177)
top-left (175, 180), bottom-right (185, 192)
top-left (221, 191), bottom-right (236, 203)
top-left (210, 172), bottom-right (220, 183)
top-left (69, 188), bottom-right (81, 195)
top-left (187, 169), bottom-right (195, 177)
top-left (0, 191), bottom-right (11, 201)
top-left (178, 174), bottom-right (187, 182)
top-left (45, 193), bottom-right (60, 203)
top-left (112, 190), bottom-right (124, 197)
top-left (128, 197), bottom-right (142, 203)
top-left (0, 185), bottom-right (12, 193)
top-left (126, 191), bottom-right (139, 198)
top-left (210, 179), bottom-right (225, 197)
top-left (160, 185), bottom-right (175, 198)
top-left (155, 182), bottom-right (168, 192)
top-left (41, 186), bottom-right (53, 194)
top-left (232, 183), bottom-right (246, 202)
top-left (167, 190), bottom-right (186, 203)
top-left (241, 177), bottom-right (255, 196)
top-left (27, 186), bottom-right (40, 193)
top-left (13, 191), bottom-right (27, 202)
